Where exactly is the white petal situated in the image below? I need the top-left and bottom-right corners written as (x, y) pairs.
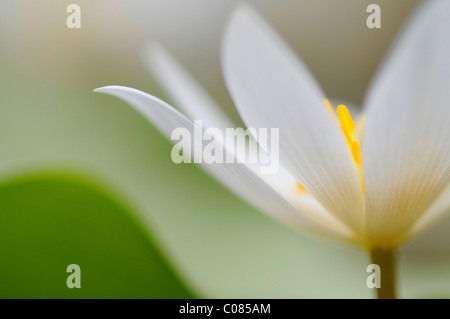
top-left (222, 5), bottom-right (365, 234)
top-left (143, 43), bottom-right (352, 238)
top-left (362, 0), bottom-right (450, 246)
top-left (407, 182), bottom-right (450, 240)
top-left (288, 192), bottom-right (353, 236)
top-left (143, 44), bottom-right (352, 238)
top-left (143, 42), bottom-right (234, 131)
top-left (143, 44), bottom-right (337, 230)
top-left (144, 42), bottom-right (255, 171)
top-left (94, 86), bottom-right (352, 241)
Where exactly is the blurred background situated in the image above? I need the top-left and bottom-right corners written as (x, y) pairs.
top-left (0, 0), bottom-right (449, 298)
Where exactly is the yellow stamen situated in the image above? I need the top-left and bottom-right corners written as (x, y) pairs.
top-left (296, 182), bottom-right (307, 193)
top-left (295, 101), bottom-right (366, 196)
top-left (351, 141), bottom-right (361, 165)
top-left (337, 105), bottom-right (355, 145)
top-left (327, 101), bottom-right (365, 194)
top-left (337, 104), bottom-right (361, 165)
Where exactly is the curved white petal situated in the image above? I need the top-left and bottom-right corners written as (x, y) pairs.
top-left (144, 42), bottom-right (271, 182)
top-left (362, 0), bottom-right (450, 246)
top-left (222, 5), bottom-right (365, 234)
top-left (144, 43), bottom-right (352, 239)
top-left (144, 42), bottom-right (286, 193)
top-left (143, 42), bottom-right (234, 131)
top-left (94, 86), bottom-right (353, 242)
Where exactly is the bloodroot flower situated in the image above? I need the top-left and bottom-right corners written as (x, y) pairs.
top-left (95, 0), bottom-right (450, 298)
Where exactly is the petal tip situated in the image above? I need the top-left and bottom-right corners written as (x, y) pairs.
top-left (93, 87), bottom-right (105, 94)
top-left (141, 41), bottom-right (166, 67)
top-left (226, 2), bottom-right (262, 34)
top-left (92, 86), bottom-right (115, 94)
top-left (222, 3), bottom-right (268, 72)
top-left (92, 86), bottom-right (137, 98)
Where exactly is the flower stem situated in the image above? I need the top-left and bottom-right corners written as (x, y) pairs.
top-left (370, 248), bottom-right (397, 299)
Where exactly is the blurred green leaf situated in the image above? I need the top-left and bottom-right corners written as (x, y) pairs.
top-left (0, 173), bottom-right (195, 298)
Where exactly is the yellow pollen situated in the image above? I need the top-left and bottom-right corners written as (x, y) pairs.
top-left (296, 101), bottom-right (366, 196)
top-left (296, 182), bottom-right (307, 193)
top-left (337, 105), bottom-right (355, 145)
top-left (351, 141), bottom-right (361, 165)
top-left (325, 101), bottom-right (365, 193)
top-left (337, 104), bottom-right (361, 165)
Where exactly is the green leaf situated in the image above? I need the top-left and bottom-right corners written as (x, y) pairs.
top-left (0, 173), bottom-right (195, 298)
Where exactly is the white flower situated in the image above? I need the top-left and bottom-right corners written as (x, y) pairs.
top-left (95, 0), bottom-right (450, 251)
